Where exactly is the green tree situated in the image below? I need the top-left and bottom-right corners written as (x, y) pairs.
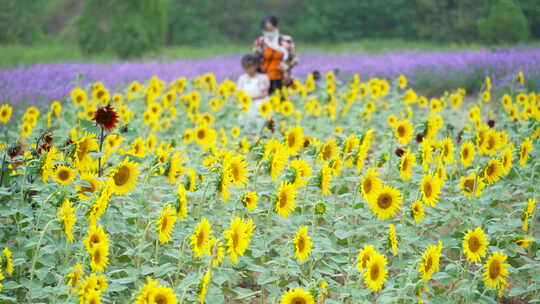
top-left (478, 0), bottom-right (530, 43)
top-left (0, 0), bottom-right (45, 44)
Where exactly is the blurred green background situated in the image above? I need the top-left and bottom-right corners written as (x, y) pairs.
top-left (1, 0), bottom-right (540, 66)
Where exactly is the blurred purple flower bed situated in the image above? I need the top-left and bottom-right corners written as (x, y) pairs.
top-left (1, 48), bottom-right (540, 106)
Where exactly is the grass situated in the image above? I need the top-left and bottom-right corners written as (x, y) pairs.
top-left (2, 39), bottom-right (538, 69)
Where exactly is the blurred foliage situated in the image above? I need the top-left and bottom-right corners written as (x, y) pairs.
top-left (1, 0), bottom-right (540, 58)
top-left (478, 0), bottom-right (530, 44)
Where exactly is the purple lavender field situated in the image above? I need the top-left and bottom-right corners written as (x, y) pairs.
top-left (2, 48), bottom-right (540, 106)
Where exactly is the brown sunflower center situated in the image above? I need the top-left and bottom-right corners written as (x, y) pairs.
top-left (468, 236), bottom-right (480, 252)
top-left (370, 263), bottom-right (380, 280)
top-left (397, 125), bottom-right (406, 137)
top-left (464, 179), bottom-right (475, 192)
top-left (297, 236), bottom-right (305, 252)
top-left (489, 259), bottom-right (501, 280)
top-left (58, 169), bottom-right (71, 181)
top-left (423, 181), bottom-right (433, 197)
top-left (291, 297), bottom-right (306, 304)
top-left (377, 193), bottom-right (393, 209)
top-left (114, 165), bottom-right (131, 186)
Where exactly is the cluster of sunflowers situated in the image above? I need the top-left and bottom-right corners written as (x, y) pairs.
top-left (0, 69), bottom-right (538, 304)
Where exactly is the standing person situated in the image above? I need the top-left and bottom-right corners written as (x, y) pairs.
top-left (253, 15), bottom-right (298, 96)
top-left (237, 54), bottom-right (270, 117)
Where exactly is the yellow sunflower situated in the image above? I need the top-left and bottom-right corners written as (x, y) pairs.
top-left (275, 182), bottom-right (297, 218)
top-left (0, 104), bottom-right (13, 123)
top-left (75, 134), bottom-right (99, 168)
top-left (293, 226), bottom-right (313, 263)
top-left (318, 138), bottom-right (339, 162)
top-left (460, 141), bottom-right (475, 167)
top-left (394, 120), bottom-right (414, 145)
top-left (458, 172), bottom-right (486, 198)
top-left (319, 161), bottom-right (333, 196)
top-left (56, 199), bottom-right (77, 242)
top-left (463, 226), bottom-right (488, 263)
top-left (519, 138), bottom-right (533, 167)
top-left (420, 173), bottom-right (441, 207)
top-left (109, 157), bottom-right (139, 195)
top-left (190, 218), bottom-right (213, 258)
top-left (289, 159), bottom-right (312, 187)
top-left (388, 224), bottom-right (398, 256)
top-left (54, 165), bottom-right (76, 185)
top-left (370, 185), bottom-right (403, 220)
top-left (399, 149), bottom-right (416, 180)
top-left (500, 147), bottom-right (514, 175)
top-left (280, 287), bottom-right (314, 304)
top-left (483, 158), bottom-right (503, 184)
top-left (242, 192), bottom-right (258, 210)
top-left (285, 125), bottom-right (304, 155)
top-left (411, 200), bottom-right (425, 223)
top-left (228, 155), bottom-right (249, 187)
top-left (84, 224), bottom-right (109, 251)
top-left (66, 263), bottom-right (84, 291)
top-left (418, 241), bottom-right (443, 281)
top-left (156, 204), bottom-right (177, 244)
top-left (483, 252), bottom-right (509, 291)
top-left (76, 172), bottom-right (103, 200)
top-left (89, 242), bottom-right (109, 273)
top-left (224, 217), bottom-right (255, 264)
top-left (364, 252), bottom-right (388, 291)
top-left (440, 137), bottom-right (454, 164)
top-left (360, 168), bottom-right (382, 204)
top-left (2, 247), bottom-right (13, 275)
top-left (151, 285), bottom-right (178, 304)
top-left (356, 244), bottom-right (376, 272)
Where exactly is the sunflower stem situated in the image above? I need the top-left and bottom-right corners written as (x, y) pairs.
top-left (98, 126), bottom-right (105, 177)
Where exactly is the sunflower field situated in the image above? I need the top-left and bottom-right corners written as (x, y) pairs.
top-left (0, 71), bottom-right (538, 304)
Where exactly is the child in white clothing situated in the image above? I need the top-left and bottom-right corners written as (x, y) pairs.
top-left (237, 54), bottom-right (270, 119)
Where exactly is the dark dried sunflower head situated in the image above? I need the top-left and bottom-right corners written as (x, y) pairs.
top-left (93, 104), bottom-right (118, 131)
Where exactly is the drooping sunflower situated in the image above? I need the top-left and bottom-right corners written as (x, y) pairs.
top-left (388, 224), bottom-right (398, 256)
top-left (519, 138), bottom-right (533, 167)
top-left (420, 173), bottom-right (441, 207)
top-left (399, 149), bottom-right (416, 180)
top-left (293, 226), bottom-right (313, 263)
top-left (190, 218), bottom-right (213, 258)
top-left (289, 159), bottom-right (312, 187)
top-left (285, 126), bottom-right (304, 155)
top-left (223, 217), bottom-right (255, 264)
top-left (275, 182), bottom-right (297, 218)
top-left (242, 192), bottom-right (258, 210)
top-left (418, 241), bottom-right (443, 281)
top-left (75, 134), bottom-right (99, 168)
top-left (56, 199), bottom-right (77, 242)
top-left (463, 226), bottom-right (488, 263)
top-left (109, 157), bottom-right (139, 195)
top-left (156, 204), bottom-right (177, 244)
top-left (483, 252), bottom-right (509, 291)
top-left (364, 252), bottom-right (388, 291)
top-left (89, 242), bottom-right (109, 273)
top-left (483, 158), bottom-right (503, 184)
top-left (356, 244), bottom-right (376, 272)
top-left (500, 147), bottom-right (514, 175)
top-left (458, 172), bottom-right (486, 198)
top-left (360, 168), bottom-right (382, 204)
top-left (411, 200), bottom-right (425, 223)
top-left (319, 161), bottom-right (333, 196)
top-left (440, 137), bottom-right (454, 164)
top-left (54, 165), bottom-right (76, 185)
top-left (76, 172), bottom-right (103, 200)
top-left (370, 185), bottom-right (403, 220)
top-left (66, 263), bottom-right (84, 291)
top-left (460, 141), bottom-right (475, 167)
top-left (394, 120), bottom-right (414, 145)
top-left (280, 287), bottom-right (314, 304)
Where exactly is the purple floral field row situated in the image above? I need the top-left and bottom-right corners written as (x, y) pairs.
top-left (1, 48), bottom-right (540, 106)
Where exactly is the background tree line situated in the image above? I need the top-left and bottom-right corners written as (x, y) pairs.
top-left (1, 0), bottom-right (539, 58)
